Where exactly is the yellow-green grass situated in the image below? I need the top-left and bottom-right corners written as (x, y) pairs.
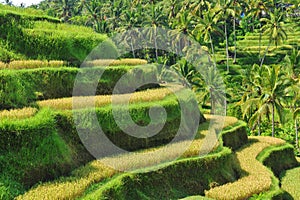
top-left (281, 166), bottom-right (300, 199)
top-left (17, 115), bottom-right (238, 200)
top-left (0, 107), bottom-right (38, 119)
top-left (32, 21), bottom-right (97, 34)
top-left (205, 136), bottom-right (286, 200)
top-left (37, 86), bottom-right (183, 110)
top-left (0, 61), bottom-right (6, 69)
top-left (0, 3), bottom-right (54, 18)
top-left (83, 58), bottom-right (147, 67)
top-left (0, 60), bottom-right (65, 69)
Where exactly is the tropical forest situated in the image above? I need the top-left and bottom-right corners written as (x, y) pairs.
top-left (0, 0), bottom-right (300, 199)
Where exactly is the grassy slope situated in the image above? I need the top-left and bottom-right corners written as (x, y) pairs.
top-left (0, 4), bottom-right (110, 63)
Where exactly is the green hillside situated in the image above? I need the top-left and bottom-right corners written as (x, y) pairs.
top-left (0, 4), bottom-right (116, 64)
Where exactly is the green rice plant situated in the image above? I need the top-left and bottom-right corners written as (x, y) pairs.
top-left (0, 107), bottom-right (37, 119)
top-left (281, 167), bottom-right (300, 199)
top-left (84, 59), bottom-right (147, 67)
top-left (205, 136), bottom-right (286, 200)
top-left (32, 21), bottom-right (96, 34)
top-left (17, 116), bottom-right (240, 200)
top-left (0, 70), bottom-right (35, 109)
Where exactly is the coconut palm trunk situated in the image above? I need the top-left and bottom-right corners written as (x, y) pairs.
top-left (272, 102), bottom-right (275, 137)
top-left (233, 15), bottom-right (237, 63)
top-left (295, 119), bottom-right (299, 149)
top-left (260, 40), bottom-right (271, 67)
top-left (225, 21), bottom-right (229, 72)
top-left (209, 33), bottom-right (216, 66)
top-left (130, 34), bottom-right (136, 58)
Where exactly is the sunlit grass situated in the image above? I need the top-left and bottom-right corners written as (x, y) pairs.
top-left (0, 60), bottom-right (65, 69)
top-left (38, 86), bottom-right (183, 110)
top-left (84, 59), bottom-right (147, 67)
top-left (0, 107), bottom-right (38, 119)
top-left (17, 115), bottom-right (238, 200)
top-left (205, 136), bottom-right (285, 200)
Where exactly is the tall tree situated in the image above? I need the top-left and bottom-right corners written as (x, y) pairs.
top-left (193, 10), bottom-right (223, 66)
top-left (260, 8), bottom-right (288, 67)
top-left (118, 6), bottom-right (142, 58)
top-left (143, 3), bottom-right (168, 60)
top-left (253, 65), bottom-right (290, 137)
top-left (214, 1), bottom-right (235, 72)
top-left (246, 0), bottom-right (269, 62)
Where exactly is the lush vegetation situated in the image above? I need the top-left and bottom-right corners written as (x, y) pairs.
top-left (25, 0), bottom-right (300, 152)
top-left (0, 0), bottom-right (300, 199)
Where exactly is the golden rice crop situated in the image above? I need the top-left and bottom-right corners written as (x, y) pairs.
top-left (205, 136), bottom-right (286, 200)
top-left (84, 59), bottom-right (147, 67)
top-left (0, 107), bottom-right (38, 120)
top-left (38, 86), bottom-right (183, 110)
top-left (17, 115), bottom-right (238, 200)
top-left (3, 60), bottom-right (65, 69)
top-left (0, 61), bottom-right (7, 69)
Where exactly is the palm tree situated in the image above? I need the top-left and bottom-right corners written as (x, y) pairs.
top-left (254, 65), bottom-right (290, 137)
top-left (83, 0), bottom-right (109, 33)
top-left (286, 77), bottom-right (300, 150)
top-left (246, 0), bottom-right (269, 62)
top-left (192, 64), bottom-right (226, 114)
top-left (238, 64), bottom-right (265, 135)
top-left (169, 11), bottom-right (195, 55)
top-left (294, 107), bottom-right (300, 149)
top-left (260, 8), bottom-right (288, 67)
top-left (232, 0), bottom-right (245, 63)
top-left (189, 0), bottom-right (211, 18)
top-left (193, 10), bottom-right (223, 66)
top-left (142, 3), bottom-right (168, 60)
top-left (283, 47), bottom-right (300, 79)
top-left (214, 2), bottom-right (235, 72)
top-left (117, 6), bottom-right (142, 58)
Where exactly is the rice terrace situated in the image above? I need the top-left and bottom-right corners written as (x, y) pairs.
top-left (0, 0), bottom-right (300, 199)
